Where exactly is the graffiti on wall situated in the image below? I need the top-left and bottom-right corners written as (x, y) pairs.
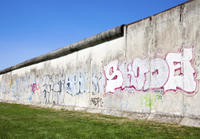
top-left (90, 97), bottom-right (103, 107)
top-left (104, 48), bottom-right (198, 94)
top-left (0, 72), bottom-right (104, 104)
top-left (91, 73), bottom-right (105, 95)
top-left (10, 76), bottom-right (32, 100)
top-left (41, 74), bottom-right (65, 104)
top-left (31, 83), bottom-right (40, 93)
top-left (0, 47), bottom-right (198, 108)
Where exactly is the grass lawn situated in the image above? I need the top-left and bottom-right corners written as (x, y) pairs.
top-left (0, 102), bottom-right (200, 139)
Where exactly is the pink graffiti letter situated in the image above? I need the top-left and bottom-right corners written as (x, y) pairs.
top-left (131, 58), bottom-right (149, 90)
top-left (150, 58), bottom-right (169, 89)
top-left (31, 83), bottom-right (39, 93)
top-left (164, 48), bottom-right (197, 93)
top-left (104, 60), bottom-right (123, 93)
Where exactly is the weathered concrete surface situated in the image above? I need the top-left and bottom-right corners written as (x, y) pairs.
top-left (0, 0), bottom-right (200, 127)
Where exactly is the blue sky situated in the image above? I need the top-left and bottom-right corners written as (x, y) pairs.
top-left (0, 0), bottom-right (187, 70)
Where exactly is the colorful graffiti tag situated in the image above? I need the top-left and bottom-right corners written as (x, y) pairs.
top-left (104, 48), bottom-right (197, 94)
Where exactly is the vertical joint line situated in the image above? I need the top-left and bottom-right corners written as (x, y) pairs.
top-left (180, 5), bottom-right (184, 22)
top-left (124, 25), bottom-right (128, 59)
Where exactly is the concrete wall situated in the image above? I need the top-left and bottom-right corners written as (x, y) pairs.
top-left (0, 0), bottom-right (200, 127)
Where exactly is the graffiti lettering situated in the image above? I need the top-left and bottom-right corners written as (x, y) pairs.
top-left (164, 48), bottom-right (197, 93)
top-left (31, 83), bottom-right (40, 93)
top-left (104, 48), bottom-right (197, 94)
top-left (104, 60), bottom-right (123, 93)
top-left (90, 97), bottom-right (103, 107)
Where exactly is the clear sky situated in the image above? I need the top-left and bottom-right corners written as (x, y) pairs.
top-left (0, 0), bottom-right (188, 70)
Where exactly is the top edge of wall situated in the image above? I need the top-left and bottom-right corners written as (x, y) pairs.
top-left (0, 0), bottom-right (193, 75)
top-left (0, 25), bottom-right (125, 75)
top-left (127, 0), bottom-right (193, 26)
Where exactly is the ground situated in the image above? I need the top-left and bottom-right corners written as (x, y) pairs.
top-left (0, 102), bottom-right (200, 139)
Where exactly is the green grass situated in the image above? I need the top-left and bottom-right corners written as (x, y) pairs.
top-left (0, 102), bottom-right (200, 139)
